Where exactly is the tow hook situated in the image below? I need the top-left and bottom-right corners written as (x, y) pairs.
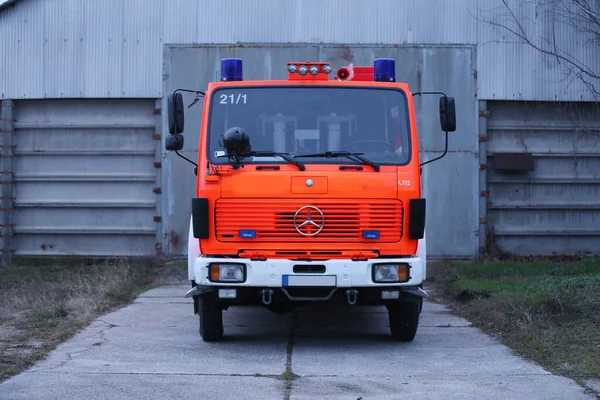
top-left (261, 289), bottom-right (274, 305)
top-left (345, 289), bottom-right (359, 305)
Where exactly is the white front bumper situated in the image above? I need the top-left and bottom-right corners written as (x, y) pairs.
top-left (194, 256), bottom-right (424, 287)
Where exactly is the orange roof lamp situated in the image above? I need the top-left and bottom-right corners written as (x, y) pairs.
top-left (165, 57), bottom-right (457, 343)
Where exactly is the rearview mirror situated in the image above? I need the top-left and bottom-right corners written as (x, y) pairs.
top-left (168, 93), bottom-right (184, 134)
top-left (166, 133), bottom-right (184, 151)
top-left (439, 96), bottom-right (456, 132)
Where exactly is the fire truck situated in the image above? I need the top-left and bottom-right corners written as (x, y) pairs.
top-left (165, 57), bottom-right (456, 342)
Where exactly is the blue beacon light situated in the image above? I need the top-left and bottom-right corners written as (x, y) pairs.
top-left (373, 58), bottom-right (396, 82)
top-left (221, 58), bottom-right (243, 81)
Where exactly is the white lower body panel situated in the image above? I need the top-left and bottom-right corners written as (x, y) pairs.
top-left (193, 256), bottom-right (424, 288)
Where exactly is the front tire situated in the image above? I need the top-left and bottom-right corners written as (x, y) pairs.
top-left (387, 300), bottom-right (421, 342)
top-left (198, 297), bottom-right (224, 342)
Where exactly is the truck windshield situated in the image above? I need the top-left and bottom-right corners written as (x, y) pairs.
top-left (207, 86), bottom-right (411, 166)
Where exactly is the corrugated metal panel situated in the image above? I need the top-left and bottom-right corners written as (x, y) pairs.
top-left (162, 0), bottom-right (197, 44)
top-left (0, 0), bottom-right (165, 99)
top-left (122, 0), bottom-right (163, 97)
top-left (163, 44), bottom-right (479, 258)
top-left (0, 0), bottom-right (45, 98)
top-left (12, 99), bottom-right (160, 256)
top-left (82, 0), bottom-right (124, 97)
top-left (43, 0), bottom-right (84, 98)
top-left (477, 0), bottom-right (599, 101)
top-left (3, 0), bottom-right (477, 99)
top-left (195, 0), bottom-right (477, 45)
top-left (486, 101), bottom-right (600, 256)
top-left (1, 0), bottom-right (595, 100)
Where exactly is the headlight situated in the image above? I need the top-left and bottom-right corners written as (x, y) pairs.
top-left (372, 263), bottom-right (410, 283)
top-left (209, 263), bottom-right (246, 283)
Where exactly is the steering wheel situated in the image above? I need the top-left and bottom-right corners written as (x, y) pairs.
top-left (344, 139), bottom-right (396, 153)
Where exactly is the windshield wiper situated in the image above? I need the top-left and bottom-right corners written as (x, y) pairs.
top-left (294, 151), bottom-right (380, 172)
top-left (219, 151), bottom-right (306, 171)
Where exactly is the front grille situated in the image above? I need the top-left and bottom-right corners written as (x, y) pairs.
top-left (215, 199), bottom-right (403, 243)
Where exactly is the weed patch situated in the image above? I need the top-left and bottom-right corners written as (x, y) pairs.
top-left (0, 257), bottom-right (187, 382)
top-left (432, 258), bottom-right (600, 391)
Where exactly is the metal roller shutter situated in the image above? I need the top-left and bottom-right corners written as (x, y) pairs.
top-left (10, 99), bottom-right (161, 256)
top-left (485, 101), bottom-right (600, 256)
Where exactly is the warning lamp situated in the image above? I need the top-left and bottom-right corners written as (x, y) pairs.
top-left (221, 58), bottom-right (243, 81)
top-left (373, 58), bottom-right (395, 82)
top-left (287, 62), bottom-right (331, 80)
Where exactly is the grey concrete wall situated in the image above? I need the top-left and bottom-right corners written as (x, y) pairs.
top-left (162, 44), bottom-right (479, 258)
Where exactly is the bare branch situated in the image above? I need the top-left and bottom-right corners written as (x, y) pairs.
top-left (477, 0), bottom-right (600, 98)
top-left (572, 1), bottom-right (600, 25)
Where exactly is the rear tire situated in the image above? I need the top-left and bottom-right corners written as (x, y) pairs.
top-left (198, 297), bottom-right (224, 342)
top-left (387, 300), bottom-right (421, 342)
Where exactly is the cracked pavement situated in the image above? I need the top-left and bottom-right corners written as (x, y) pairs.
top-left (0, 285), bottom-right (594, 399)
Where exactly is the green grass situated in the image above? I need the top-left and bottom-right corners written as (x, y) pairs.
top-left (279, 370), bottom-right (296, 381)
top-left (0, 257), bottom-right (187, 382)
top-left (433, 258), bottom-right (600, 392)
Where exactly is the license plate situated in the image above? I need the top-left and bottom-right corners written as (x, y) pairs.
top-left (282, 275), bottom-right (337, 287)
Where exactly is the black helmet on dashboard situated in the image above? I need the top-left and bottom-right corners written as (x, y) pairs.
top-left (222, 127), bottom-right (251, 157)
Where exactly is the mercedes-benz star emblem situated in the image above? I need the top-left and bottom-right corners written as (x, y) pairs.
top-left (306, 179), bottom-right (314, 187)
top-left (293, 206), bottom-right (325, 237)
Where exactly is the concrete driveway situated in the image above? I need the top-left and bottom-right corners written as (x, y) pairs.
top-left (0, 284), bottom-right (593, 400)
